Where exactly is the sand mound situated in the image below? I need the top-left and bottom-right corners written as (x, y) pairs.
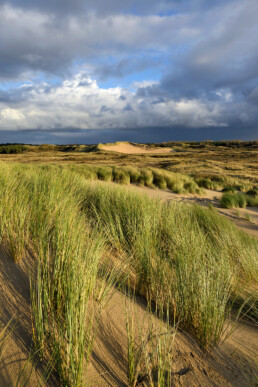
top-left (99, 142), bottom-right (173, 154)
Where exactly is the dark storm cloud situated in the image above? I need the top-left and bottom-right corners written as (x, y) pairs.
top-left (0, 124), bottom-right (257, 145)
top-left (0, 0), bottom-right (239, 17)
top-left (0, 2), bottom-right (191, 80)
top-left (0, 89), bottom-right (11, 103)
top-left (0, 0), bottom-right (184, 17)
top-left (0, 0), bottom-right (257, 140)
top-left (160, 0), bottom-right (258, 101)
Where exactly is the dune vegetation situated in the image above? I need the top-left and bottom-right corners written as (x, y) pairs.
top-left (220, 191), bottom-right (258, 209)
top-left (0, 161), bottom-right (257, 385)
top-left (0, 141), bottom-right (257, 190)
top-left (65, 164), bottom-right (201, 193)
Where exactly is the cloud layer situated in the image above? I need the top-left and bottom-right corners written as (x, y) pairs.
top-left (0, 0), bottom-right (257, 141)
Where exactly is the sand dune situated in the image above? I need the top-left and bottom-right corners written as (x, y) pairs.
top-left (99, 142), bottom-right (173, 154)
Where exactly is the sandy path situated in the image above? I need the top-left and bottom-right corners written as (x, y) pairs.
top-left (100, 142), bottom-right (173, 154)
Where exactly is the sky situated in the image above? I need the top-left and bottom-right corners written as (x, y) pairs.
top-left (0, 0), bottom-right (257, 144)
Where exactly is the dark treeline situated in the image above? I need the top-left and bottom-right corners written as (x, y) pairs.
top-left (0, 144), bottom-right (27, 154)
top-left (153, 140), bottom-right (258, 148)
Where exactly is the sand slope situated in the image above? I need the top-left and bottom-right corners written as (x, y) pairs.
top-left (87, 291), bottom-right (257, 386)
top-left (0, 246), bottom-right (57, 386)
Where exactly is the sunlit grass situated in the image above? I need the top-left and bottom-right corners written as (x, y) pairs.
top-left (0, 161), bottom-right (257, 385)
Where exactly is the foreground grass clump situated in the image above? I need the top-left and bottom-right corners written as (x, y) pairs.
top-left (82, 182), bottom-right (258, 349)
top-left (220, 192), bottom-right (258, 208)
top-left (125, 297), bottom-right (176, 387)
top-left (0, 164), bottom-right (105, 386)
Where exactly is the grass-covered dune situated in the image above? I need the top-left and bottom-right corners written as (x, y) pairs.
top-left (0, 162), bottom-right (257, 385)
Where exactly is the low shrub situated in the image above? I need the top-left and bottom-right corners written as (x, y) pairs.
top-left (194, 174), bottom-right (252, 192)
top-left (220, 193), bottom-right (258, 209)
top-left (66, 165), bottom-right (200, 194)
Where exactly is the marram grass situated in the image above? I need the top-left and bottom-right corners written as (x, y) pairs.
top-left (0, 162), bottom-right (257, 385)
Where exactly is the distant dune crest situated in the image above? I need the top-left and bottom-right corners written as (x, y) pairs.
top-left (98, 141), bottom-right (173, 154)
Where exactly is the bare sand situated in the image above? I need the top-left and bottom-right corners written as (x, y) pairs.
top-left (0, 246), bottom-right (57, 386)
top-left (87, 290), bottom-right (258, 386)
top-left (99, 142), bottom-right (173, 154)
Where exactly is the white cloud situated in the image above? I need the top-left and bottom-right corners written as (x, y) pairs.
top-left (0, 72), bottom-right (232, 130)
top-left (1, 107), bottom-right (25, 120)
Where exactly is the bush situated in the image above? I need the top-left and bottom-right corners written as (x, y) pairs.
top-left (234, 184), bottom-right (245, 192)
top-left (238, 194), bottom-right (247, 208)
top-left (67, 165), bottom-right (205, 194)
top-left (184, 181), bottom-right (198, 193)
